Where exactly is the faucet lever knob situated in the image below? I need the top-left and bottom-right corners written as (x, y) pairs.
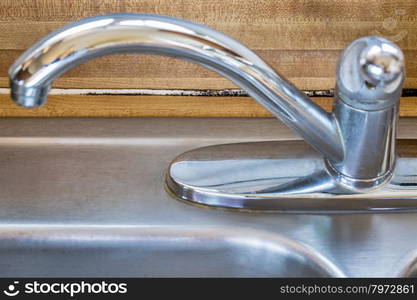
top-left (360, 39), bottom-right (404, 86)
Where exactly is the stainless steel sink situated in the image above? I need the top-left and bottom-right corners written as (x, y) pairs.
top-left (1, 117), bottom-right (417, 277)
top-left (0, 225), bottom-right (342, 277)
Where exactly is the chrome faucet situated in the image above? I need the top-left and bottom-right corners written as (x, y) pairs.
top-left (10, 13), bottom-right (411, 212)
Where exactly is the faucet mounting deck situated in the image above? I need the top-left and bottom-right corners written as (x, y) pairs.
top-left (9, 13), bottom-right (415, 212)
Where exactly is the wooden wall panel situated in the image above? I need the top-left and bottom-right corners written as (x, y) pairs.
top-left (0, 0), bottom-right (416, 117)
top-left (1, 0), bottom-right (417, 90)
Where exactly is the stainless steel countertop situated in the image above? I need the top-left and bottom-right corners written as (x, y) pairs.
top-left (1, 117), bottom-right (417, 277)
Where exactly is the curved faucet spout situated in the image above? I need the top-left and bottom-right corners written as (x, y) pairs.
top-left (9, 13), bottom-right (344, 162)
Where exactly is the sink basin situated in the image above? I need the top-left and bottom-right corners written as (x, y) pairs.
top-left (2, 117), bottom-right (417, 277)
top-left (0, 225), bottom-right (342, 277)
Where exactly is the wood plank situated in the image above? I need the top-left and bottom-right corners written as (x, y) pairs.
top-left (1, 50), bottom-right (417, 90)
top-left (0, 77), bottom-right (340, 91)
top-left (1, 0), bottom-right (417, 117)
top-left (2, 0), bottom-right (414, 23)
top-left (1, 19), bottom-right (417, 51)
top-left (0, 0), bottom-right (416, 91)
top-left (1, 0), bottom-right (416, 51)
top-left (1, 94), bottom-right (417, 117)
top-left (0, 49), bottom-right (340, 90)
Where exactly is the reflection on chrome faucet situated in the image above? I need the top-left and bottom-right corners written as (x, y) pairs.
top-left (10, 13), bottom-right (414, 212)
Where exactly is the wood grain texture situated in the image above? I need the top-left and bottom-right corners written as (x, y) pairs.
top-left (2, 94), bottom-right (417, 118)
top-left (1, 0), bottom-right (417, 90)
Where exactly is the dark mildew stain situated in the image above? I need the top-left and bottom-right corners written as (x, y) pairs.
top-left (83, 89), bottom-right (337, 97)
top-left (85, 89), bottom-right (250, 97)
top-left (402, 89), bottom-right (417, 97)
top-left (84, 89), bottom-right (417, 98)
top-left (2, 87), bottom-right (414, 97)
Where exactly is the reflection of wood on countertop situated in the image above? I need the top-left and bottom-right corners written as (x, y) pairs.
top-left (1, 0), bottom-right (417, 116)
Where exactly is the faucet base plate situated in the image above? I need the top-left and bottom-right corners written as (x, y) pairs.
top-left (166, 140), bottom-right (417, 213)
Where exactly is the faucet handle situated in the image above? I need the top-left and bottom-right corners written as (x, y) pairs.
top-left (336, 36), bottom-right (404, 111)
top-left (360, 38), bottom-right (404, 86)
top-left (328, 36), bottom-right (405, 190)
